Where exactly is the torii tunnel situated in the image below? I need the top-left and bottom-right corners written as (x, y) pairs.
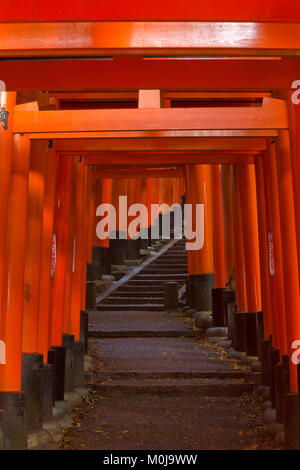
top-left (1, 0), bottom-right (300, 452)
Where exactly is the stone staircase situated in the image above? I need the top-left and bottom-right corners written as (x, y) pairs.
top-left (80, 239), bottom-right (263, 451)
top-left (97, 239), bottom-right (188, 312)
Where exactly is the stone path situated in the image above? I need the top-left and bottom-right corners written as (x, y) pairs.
top-left (44, 240), bottom-right (278, 450)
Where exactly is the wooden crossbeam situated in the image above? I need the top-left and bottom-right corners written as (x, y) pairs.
top-left (82, 152), bottom-right (256, 165)
top-left (2, 57), bottom-right (299, 91)
top-left (14, 100), bottom-right (287, 134)
top-left (0, 1), bottom-right (299, 23)
top-left (50, 91), bottom-right (270, 102)
top-left (1, 22), bottom-right (300, 57)
top-left (91, 167), bottom-right (185, 179)
top-left (54, 137), bottom-right (268, 152)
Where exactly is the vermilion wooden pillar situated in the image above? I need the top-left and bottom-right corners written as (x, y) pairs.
top-left (98, 178), bottom-right (112, 249)
top-left (126, 178), bottom-right (142, 257)
top-left (70, 158), bottom-right (85, 340)
top-left (159, 178), bottom-right (169, 211)
top-left (146, 178), bottom-right (154, 226)
top-left (262, 145), bottom-right (287, 352)
top-left (185, 165), bottom-right (197, 277)
top-left (276, 130), bottom-right (300, 392)
top-left (0, 92), bottom-right (16, 333)
top-left (80, 165), bottom-right (89, 310)
top-left (221, 166), bottom-right (235, 286)
top-left (62, 156), bottom-right (77, 335)
top-left (236, 164), bottom-right (262, 313)
top-left (22, 140), bottom-right (48, 354)
top-left (211, 165), bottom-right (226, 288)
top-left (293, 99), bottom-right (300, 279)
top-left (111, 178), bottom-right (128, 235)
top-left (0, 134), bottom-right (30, 391)
top-left (87, 174), bottom-right (96, 263)
top-left (173, 178), bottom-right (181, 205)
top-left (185, 164), bottom-right (214, 311)
top-left (51, 155), bottom-right (73, 346)
top-left (37, 142), bottom-right (58, 361)
top-left (232, 166), bottom-right (248, 312)
top-left (274, 91), bottom-right (300, 284)
top-left (93, 179), bottom-right (103, 247)
top-left (139, 178), bottom-right (149, 240)
top-left (255, 155), bottom-right (273, 340)
top-left (186, 165), bottom-right (214, 275)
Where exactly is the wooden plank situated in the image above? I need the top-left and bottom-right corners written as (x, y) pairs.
top-left (2, 57), bottom-right (300, 91)
top-left (30, 131), bottom-right (277, 140)
top-left (1, 23), bottom-right (300, 56)
top-left (54, 137), bottom-right (268, 152)
top-left (14, 103), bottom-right (288, 134)
top-left (0, 1), bottom-right (299, 23)
top-left (83, 153), bottom-right (256, 165)
top-left (91, 168), bottom-right (185, 179)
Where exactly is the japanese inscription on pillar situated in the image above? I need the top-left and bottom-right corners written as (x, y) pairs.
top-left (0, 107), bottom-right (9, 130)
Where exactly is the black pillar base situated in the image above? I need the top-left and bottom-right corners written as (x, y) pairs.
top-left (256, 311), bottom-right (264, 360)
top-left (222, 290), bottom-right (236, 335)
top-left (0, 408), bottom-right (4, 449)
top-left (41, 364), bottom-right (53, 422)
top-left (187, 276), bottom-right (196, 308)
top-left (0, 392), bottom-right (27, 449)
top-left (73, 341), bottom-right (85, 389)
top-left (80, 310), bottom-right (89, 355)
top-left (21, 353), bottom-right (43, 432)
top-left (164, 282), bottom-right (178, 310)
top-left (148, 225), bottom-right (157, 245)
top-left (260, 339), bottom-right (271, 386)
top-left (102, 247), bottom-right (112, 275)
top-left (110, 231), bottom-right (126, 265)
top-left (86, 262), bottom-right (100, 281)
top-left (139, 226), bottom-right (149, 249)
top-left (48, 346), bottom-right (65, 402)
top-left (62, 334), bottom-right (75, 394)
top-left (170, 211), bottom-right (175, 239)
top-left (125, 239), bottom-right (140, 260)
top-left (188, 273), bottom-right (215, 311)
top-left (92, 245), bottom-right (104, 279)
top-left (212, 288), bottom-right (226, 327)
top-left (185, 279), bottom-right (190, 307)
top-left (233, 312), bottom-right (246, 352)
top-left (275, 355), bottom-right (290, 423)
top-left (180, 194), bottom-right (185, 212)
top-left (159, 212), bottom-right (172, 239)
top-left (284, 393), bottom-right (300, 450)
top-left (244, 312), bottom-right (259, 357)
top-left (269, 347), bottom-right (281, 407)
top-left (85, 280), bottom-right (96, 309)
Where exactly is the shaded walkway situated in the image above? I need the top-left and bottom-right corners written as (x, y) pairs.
top-left (54, 312), bottom-right (277, 450)
top-left (49, 237), bottom-right (278, 451)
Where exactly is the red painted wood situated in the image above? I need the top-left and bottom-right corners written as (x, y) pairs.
top-left (1, 57), bottom-right (299, 91)
top-left (0, 1), bottom-right (299, 22)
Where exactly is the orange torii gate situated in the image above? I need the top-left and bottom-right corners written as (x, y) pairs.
top-left (0, 6), bottom-right (300, 449)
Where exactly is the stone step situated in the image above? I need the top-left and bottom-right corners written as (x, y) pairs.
top-left (117, 285), bottom-right (165, 293)
top-left (153, 258), bottom-right (187, 263)
top-left (133, 274), bottom-right (187, 281)
top-left (92, 377), bottom-right (255, 397)
top-left (101, 297), bottom-right (164, 305)
top-left (142, 268), bottom-right (187, 274)
top-left (96, 304), bottom-right (163, 311)
top-left (109, 291), bottom-right (164, 298)
top-left (127, 280), bottom-right (185, 286)
top-left (89, 330), bottom-right (203, 338)
top-left (155, 257), bottom-right (187, 262)
top-left (94, 370), bottom-right (251, 380)
top-left (162, 251), bottom-right (186, 256)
